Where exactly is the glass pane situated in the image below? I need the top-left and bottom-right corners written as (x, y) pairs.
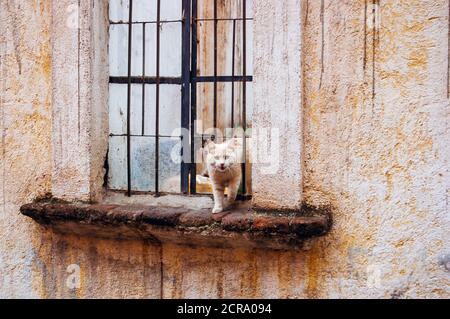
top-left (131, 136), bottom-right (156, 191)
top-left (133, 0), bottom-right (157, 22)
top-left (109, 24), bottom-right (128, 76)
top-left (245, 81), bottom-right (253, 127)
top-left (109, 84), bottom-right (143, 136)
top-left (108, 135), bottom-right (127, 190)
top-left (246, 0), bottom-right (253, 18)
top-left (160, 23), bottom-right (182, 77)
top-left (109, 0), bottom-right (130, 23)
top-left (161, 0), bottom-right (182, 21)
top-left (159, 137), bottom-right (182, 193)
top-left (159, 84), bottom-right (181, 136)
top-left (245, 21), bottom-right (253, 75)
top-left (143, 84), bottom-right (156, 136)
top-left (131, 24), bottom-right (144, 76)
top-left (109, 84), bottom-right (127, 135)
top-left (130, 84), bottom-right (143, 135)
top-left (144, 24), bottom-right (157, 77)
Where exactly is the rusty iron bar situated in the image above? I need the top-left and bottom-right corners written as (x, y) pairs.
top-left (194, 17), bottom-right (253, 21)
top-left (110, 75), bottom-right (252, 85)
top-left (110, 76), bottom-right (182, 84)
top-left (241, 0), bottom-right (247, 196)
top-left (155, 0), bottom-right (161, 195)
top-left (142, 23), bottom-right (146, 135)
top-left (110, 20), bottom-right (183, 24)
top-left (192, 75), bottom-right (252, 82)
top-left (213, 0), bottom-right (218, 131)
top-left (181, 0), bottom-right (191, 194)
top-left (126, 0), bottom-right (134, 197)
top-left (231, 18), bottom-right (236, 129)
top-left (110, 134), bottom-right (183, 138)
top-left (190, 0), bottom-right (198, 195)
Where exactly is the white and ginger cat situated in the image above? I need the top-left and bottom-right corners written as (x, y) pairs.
top-left (204, 138), bottom-right (242, 214)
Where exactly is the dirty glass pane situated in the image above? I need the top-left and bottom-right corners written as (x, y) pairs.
top-left (109, 0), bottom-right (130, 23)
top-left (109, 24), bottom-right (128, 76)
top-left (108, 135), bottom-right (127, 190)
top-left (130, 136), bottom-right (156, 191)
top-left (159, 137), bottom-right (182, 193)
top-left (160, 23), bottom-right (182, 77)
top-left (109, 84), bottom-right (143, 136)
top-left (133, 0), bottom-right (157, 22)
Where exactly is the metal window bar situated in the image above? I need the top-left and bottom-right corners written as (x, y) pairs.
top-left (190, 0), bottom-right (198, 195)
top-left (213, 0), bottom-right (218, 131)
top-left (155, 0), bottom-right (160, 195)
top-left (242, 0), bottom-right (248, 196)
top-left (126, 0), bottom-right (133, 196)
top-left (181, 0), bottom-right (191, 194)
top-left (109, 0), bottom-right (252, 198)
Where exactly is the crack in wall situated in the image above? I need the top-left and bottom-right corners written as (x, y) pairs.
top-left (371, 0), bottom-right (379, 114)
top-left (363, 0), bottom-right (367, 71)
top-left (319, 0), bottom-right (324, 90)
top-left (304, 0), bottom-right (309, 27)
top-left (6, 0), bottom-right (22, 75)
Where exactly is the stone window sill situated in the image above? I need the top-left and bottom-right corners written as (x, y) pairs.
top-left (20, 193), bottom-right (332, 250)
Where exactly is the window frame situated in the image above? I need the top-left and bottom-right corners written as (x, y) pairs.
top-left (50, 0), bottom-right (303, 211)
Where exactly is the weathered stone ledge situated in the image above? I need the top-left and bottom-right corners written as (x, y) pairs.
top-left (20, 200), bottom-right (332, 250)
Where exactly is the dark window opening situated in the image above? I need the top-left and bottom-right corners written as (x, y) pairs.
top-left (108, 0), bottom-right (253, 198)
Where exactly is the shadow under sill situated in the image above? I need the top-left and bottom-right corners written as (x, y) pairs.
top-left (20, 193), bottom-right (332, 251)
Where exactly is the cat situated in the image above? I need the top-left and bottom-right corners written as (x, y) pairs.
top-left (204, 138), bottom-right (243, 214)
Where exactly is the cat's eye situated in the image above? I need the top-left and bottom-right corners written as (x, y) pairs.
top-left (224, 155), bottom-right (229, 160)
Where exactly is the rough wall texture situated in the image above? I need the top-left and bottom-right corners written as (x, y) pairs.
top-left (301, 0), bottom-right (449, 298)
top-left (0, 0), bottom-right (449, 298)
top-left (252, 0), bottom-right (303, 210)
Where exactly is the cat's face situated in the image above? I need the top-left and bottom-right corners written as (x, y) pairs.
top-left (205, 139), bottom-right (241, 173)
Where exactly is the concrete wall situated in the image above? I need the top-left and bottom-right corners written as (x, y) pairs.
top-left (0, 0), bottom-right (449, 298)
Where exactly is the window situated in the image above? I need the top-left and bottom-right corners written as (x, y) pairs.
top-left (108, 0), bottom-right (253, 198)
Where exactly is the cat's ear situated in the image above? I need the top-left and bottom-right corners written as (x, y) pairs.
top-left (204, 140), bottom-right (216, 153)
top-left (226, 138), bottom-right (242, 150)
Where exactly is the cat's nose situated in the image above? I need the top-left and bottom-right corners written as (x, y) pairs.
top-left (219, 163), bottom-right (225, 169)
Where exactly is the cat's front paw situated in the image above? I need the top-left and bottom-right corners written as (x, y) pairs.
top-left (225, 199), bottom-right (236, 209)
top-left (212, 206), bottom-right (223, 214)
